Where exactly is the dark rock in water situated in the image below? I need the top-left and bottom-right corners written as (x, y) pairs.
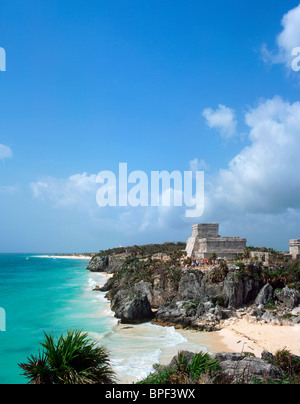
top-left (111, 287), bottom-right (154, 324)
top-left (99, 276), bottom-right (115, 292)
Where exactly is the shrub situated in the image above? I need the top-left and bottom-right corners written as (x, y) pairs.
top-left (137, 351), bottom-right (220, 385)
top-left (19, 330), bottom-right (116, 384)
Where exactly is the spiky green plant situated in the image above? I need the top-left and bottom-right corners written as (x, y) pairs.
top-left (19, 330), bottom-right (116, 384)
top-left (138, 351), bottom-right (220, 384)
top-left (189, 352), bottom-right (219, 380)
top-left (173, 351), bottom-right (219, 380)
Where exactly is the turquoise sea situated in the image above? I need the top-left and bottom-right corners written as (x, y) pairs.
top-left (0, 254), bottom-right (208, 384)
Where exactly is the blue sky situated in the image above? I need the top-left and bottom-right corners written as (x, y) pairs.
top-left (1, 0), bottom-right (300, 253)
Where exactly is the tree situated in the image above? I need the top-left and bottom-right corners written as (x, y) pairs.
top-left (19, 330), bottom-right (116, 384)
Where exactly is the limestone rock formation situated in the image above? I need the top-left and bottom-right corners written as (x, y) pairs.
top-left (274, 286), bottom-right (300, 309)
top-left (87, 255), bottom-right (125, 274)
top-left (214, 352), bottom-right (283, 382)
top-left (110, 287), bottom-right (154, 324)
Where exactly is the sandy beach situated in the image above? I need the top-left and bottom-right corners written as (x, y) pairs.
top-left (157, 319), bottom-right (300, 368)
top-left (217, 319), bottom-right (300, 357)
top-left (33, 255), bottom-right (92, 260)
top-left (117, 319), bottom-right (300, 383)
top-left (88, 272), bottom-right (300, 382)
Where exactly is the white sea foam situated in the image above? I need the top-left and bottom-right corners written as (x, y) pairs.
top-left (87, 322), bottom-right (196, 383)
top-left (147, 323), bottom-right (187, 347)
top-left (89, 329), bottom-right (115, 342)
top-left (111, 349), bottom-right (162, 382)
top-left (87, 274), bottom-right (107, 290)
top-left (84, 273), bottom-right (206, 383)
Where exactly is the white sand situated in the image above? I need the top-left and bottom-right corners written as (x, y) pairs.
top-left (114, 320), bottom-right (300, 383)
top-left (156, 319), bottom-right (300, 367)
top-left (33, 255), bottom-right (91, 260)
top-left (217, 318), bottom-right (300, 357)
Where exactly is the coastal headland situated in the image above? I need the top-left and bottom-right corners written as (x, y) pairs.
top-left (86, 238), bottom-right (300, 361)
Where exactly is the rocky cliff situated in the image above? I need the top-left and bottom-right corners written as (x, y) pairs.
top-left (88, 254), bottom-right (300, 329)
top-left (87, 254), bottom-right (124, 274)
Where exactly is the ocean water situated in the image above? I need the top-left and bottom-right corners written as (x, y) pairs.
top-left (0, 254), bottom-right (207, 384)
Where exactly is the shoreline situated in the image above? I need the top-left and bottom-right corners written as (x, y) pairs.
top-left (33, 254), bottom-right (92, 260)
top-left (217, 318), bottom-right (300, 357)
top-left (156, 319), bottom-right (300, 370)
top-left (88, 272), bottom-right (231, 383)
top-left (87, 270), bottom-right (300, 383)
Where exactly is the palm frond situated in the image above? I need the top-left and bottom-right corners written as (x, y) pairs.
top-left (19, 330), bottom-right (116, 384)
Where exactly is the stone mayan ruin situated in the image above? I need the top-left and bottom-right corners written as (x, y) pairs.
top-left (289, 239), bottom-right (300, 260)
top-left (186, 223), bottom-right (300, 262)
top-left (186, 223), bottom-right (247, 260)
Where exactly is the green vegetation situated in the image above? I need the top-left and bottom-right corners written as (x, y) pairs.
top-left (182, 298), bottom-right (202, 311)
top-left (20, 333), bottom-right (300, 384)
top-left (97, 242), bottom-right (186, 258)
top-left (210, 262), bottom-right (229, 283)
top-left (138, 349), bottom-right (300, 385)
top-left (18, 330), bottom-right (116, 384)
top-left (230, 253), bottom-right (300, 291)
top-left (261, 259), bottom-right (300, 290)
top-left (265, 299), bottom-right (277, 310)
top-left (255, 349), bottom-right (300, 384)
top-left (111, 246), bottom-right (186, 289)
top-left (137, 351), bottom-right (219, 384)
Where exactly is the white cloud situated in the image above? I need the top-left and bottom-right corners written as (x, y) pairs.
top-left (138, 97), bottom-right (300, 245)
top-left (29, 97), bottom-right (300, 250)
top-left (189, 158), bottom-right (208, 172)
top-left (206, 96), bottom-right (300, 216)
top-left (30, 173), bottom-right (98, 208)
top-left (262, 4), bottom-right (300, 70)
top-left (30, 170), bottom-right (196, 236)
top-left (0, 144), bottom-right (13, 160)
top-left (202, 104), bottom-right (237, 139)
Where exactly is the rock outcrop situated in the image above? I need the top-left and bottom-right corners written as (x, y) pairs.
top-left (110, 287), bottom-right (154, 324)
top-left (274, 286), bottom-right (300, 309)
top-left (255, 283), bottom-right (274, 305)
top-left (152, 350), bottom-right (285, 384)
top-left (214, 352), bottom-right (283, 382)
top-left (87, 255), bottom-right (125, 274)
top-left (89, 256), bottom-right (300, 329)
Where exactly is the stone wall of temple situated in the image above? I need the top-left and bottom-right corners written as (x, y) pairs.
top-left (186, 223), bottom-right (246, 260)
